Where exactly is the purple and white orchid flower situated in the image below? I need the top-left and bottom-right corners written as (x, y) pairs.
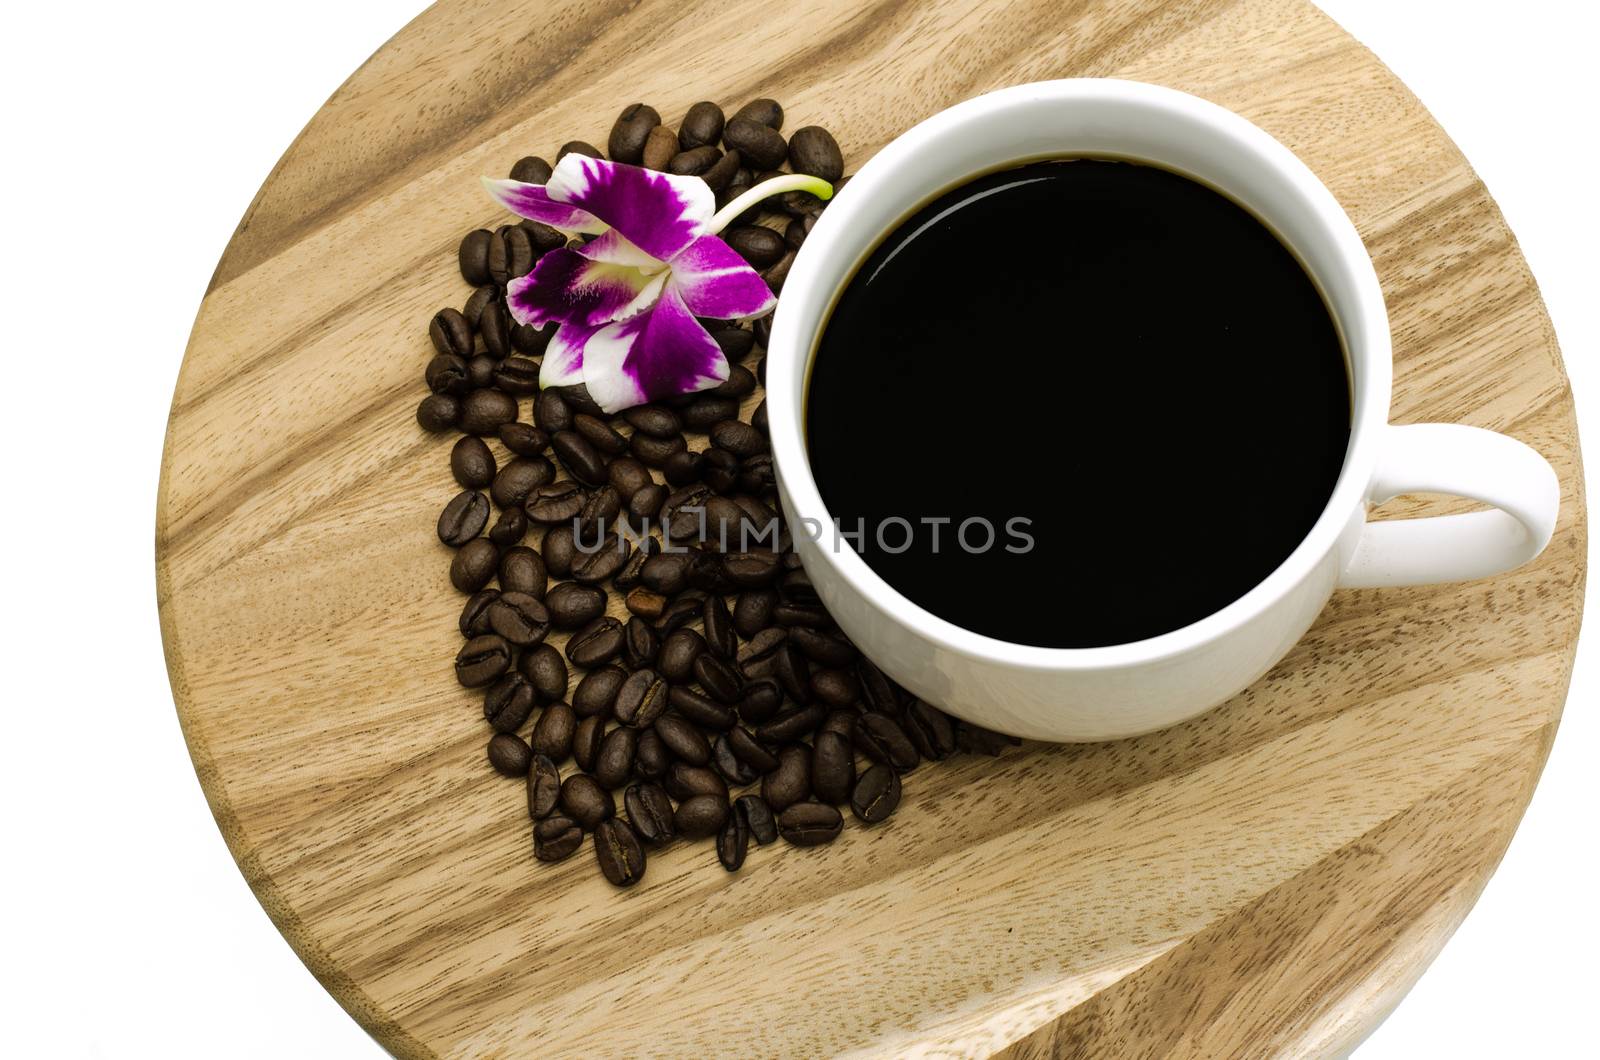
top-left (483, 155), bottom-right (832, 413)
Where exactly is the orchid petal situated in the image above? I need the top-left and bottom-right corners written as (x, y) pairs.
top-left (481, 177), bottom-right (609, 234)
top-left (668, 235), bottom-right (777, 320)
top-left (506, 246), bottom-right (666, 328)
top-left (539, 322), bottom-right (593, 389)
top-left (580, 284), bottom-right (729, 412)
top-left (546, 155), bottom-right (713, 261)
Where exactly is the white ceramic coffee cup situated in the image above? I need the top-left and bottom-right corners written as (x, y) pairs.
top-left (765, 78), bottom-right (1560, 742)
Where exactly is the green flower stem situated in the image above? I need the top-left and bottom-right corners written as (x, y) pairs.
top-left (708, 175), bottom-right (833, 233)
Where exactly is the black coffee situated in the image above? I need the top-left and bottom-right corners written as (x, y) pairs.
top-left (806, 159), bottom-right (1349, 648)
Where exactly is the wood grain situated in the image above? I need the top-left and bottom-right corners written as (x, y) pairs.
top-left (157, 0), bottom-right (1585, 1055)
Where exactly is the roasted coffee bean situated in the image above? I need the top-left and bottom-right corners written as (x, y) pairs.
top-left (429, 307), bottom-right (474, 358)
top-left (540, 524), bottom-right (577, 578)
top-left (667, 145), bottom-right (721, 175)
top-left (459, 588), bottom-right (500, 637)
top-left (484, 672), bottom-right (536, 732)
top-left (489, 505), bottom-right (529, 548)
top-left (528, 753), bottom-right (561, 818)
top-left (701, 149), bottom-right (742, 192)
top-left (655, 628), bottom-right (705, 683)
top-left (661, 449), bottom-right (704, 486)
top-left (726, 725), bottom-right (781, 773)
top-left (625, 588), bottom-right (668, 620)
top-left (640, 551), bottom-right (693, 595)
top-left (642, 124), bottom-right (678, 170)
top-left (742, 450), bottom-right (774, 491)
top-left (710, 419), bottom-right (767, 458)
top-left (717, 802), bottom-right (750, 871)
top-left (622, 615), bottom-right (659, 669)
top-left (732, 591), bottom-right (777, 637)
top-left (557, 383), bottom-right (606, 414)
top-left (777, 801), bottom-right (843, 847)
top-left (450, 538), bottom-right (500, 593)
top-left (570, 528), bottom-right (630, 584)
top-left (459, 229), bottom-right (495, 285)
top-left (497, 546), bottom-right (548, 598)
top-left (668, 685), bottom-right (737, 731)
top-left (593, 818), bottom-right (646, 887)
top-left (673, 794), bottom-right (729, 839)
top-left (498, 422), bottom-right (549, 457)
top-left (572, 664), bottom-right (627, 717)
top-left (566, 616), bottom-right (625, 668)
top-left (956, 721), bottom-right (1021, 756)
top-left (439, 491), bottom-right (491, 548)
top-left (679, 101), bottom-right (726, 148)
top-left (693, 653), bottom-right (744, 704)
top-left (576, 485), bottom-right (622, 531)
top-left (534, 814), bottom-right (584, 862)
top-left (902, 699), bottom-right (957, 761)
top-left (732, 97), bottom-right (784, 129)
top-left (543, 584), bottom-right (607, 635)
top-left (662, 485), bottom-right (713, 541)
top-left (654, 714), bottom-right (710, 766)
top-left (606, 456), bottom-right (654, 501)
top-left (595, 725), bottom-right (638, 788)
top-left (530, 701), bottom-right (577, 760)
top-left (525, 481), bottom-right (586, 524)
top-left (426, 353), bottom-right (470, 395)
top-left (519, 643), bottom-right (568, 703)
top-left (631, 430), bottom-right (688, 467)
top-left (534, 390), bottom-right (573, 433)
top-left (851, 763), bottom-right (901, 824)
top-left (710, 733), bottom-right (759, 786)
top-left (723, 225), bottom-right (787, 269)
top-left (492, 457), bottom-right (554, 510)
top-left (771, 641), bottom-right (812, 702)
top-left (820, 710), bottom-right (857, 740)
top-left (608, 102), bottom-right (661, 163)
top-left (787, 627), bottom-right (856, 667)
top-left (613, 669), bottom-right (670, 727)
top-left (478, 298), bottom-right (513, 358)
top-left (450, 436), bottom-right (496, 489)
top-left (753, 703), bottom-right (825, 746)
top-left (786, 124), bottom-right (844, 181)
top-left (488, 732), bottom-right (532, 777)
top-left (737, 794), bottom-right (778, 845)
top-left (655, 591), bottom-right (707, 637)
top-left (780, 567), bottom-right (820, 602)
top-left (510, 155), bottom-right (553, 183)
top-left (460, 389), bottom-right (519, 435)
top-left (624, 783), bottom-right (675, 845)
top-left (856, 712), bottom-right (920, 772)
top-left (785, 213), bottom-right (815, 249)
top-left (572, 414), bottom-right (627, 458)
top-left (620, 404), bottom-right (680, 439)
top-left (721, 117), bottom-right (787, 170)
top-left (752, 312), bottom-right (773, 349)
top-left (773, 602), bottom-right (830, 628)
top-left (572, 714), bottom-right (605, 771)
top-left (634, 728), bottom-right (670, 780)
top-left (557, 140), bottom-right (604, 160)
top-left (762, 249), bottom-right (797, 294)
top-left (723, 552), bottom-right (780, 589)
top-left (711, 366), bottom-right (757, 401)
top-left (666, 762), bottom-right (729, 802)
top-left (701, 496), bottom-right (750, 549)
top-left (809, 668), bottom-right (860, 708)
top-left (738, 627), bottom-right (787, 678)
top-left (683, 396), bottom-right (741, 432)
top-left (512, 320), bottom-right (552, 355)
top-left (614, 537), bottom-right (656, 593)
top-left (417, 392), bottom-right (460, 432)
top-left (486, 589), bottom-right (550, 646)
top-left (703, 328), bottom-right (752, 367)
top-left (627, 483), bottom-right (667, 523)
top-left (560, 773), bottom-right (613, 827)
top-left (503, 225), bottom-right (538, 281)
top-left (811, 730), bottom-right (855, 804)
top-left (703, 453), bottom-right (737, 495)
top-left (701, 596), bottom-right (736, 659)
top-left (522, 219), bottom-right (567, 253)
top-left (551, 430), bottom-right (609, 486)
top-left (737, 679), bottom-right (783, 724)
top-left (492, 354), bottom-right (541, 394)
top-left (761, 744), bottom-right (811, 811)
top-left (855, 659), bottom-right (901, 715)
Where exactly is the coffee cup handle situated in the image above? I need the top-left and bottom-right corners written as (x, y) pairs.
top-left (1338, 423), bottom-right (1559, 589)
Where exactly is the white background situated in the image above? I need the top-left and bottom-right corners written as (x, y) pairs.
top-left (0, 1), bottom-right (1593, 1055)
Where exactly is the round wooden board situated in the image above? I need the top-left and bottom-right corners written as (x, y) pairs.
top-left (157, 0), bottom-right (1585, 1055)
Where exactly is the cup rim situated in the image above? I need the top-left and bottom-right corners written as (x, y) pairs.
top-left (766, 78), bottom-right (1390, 672)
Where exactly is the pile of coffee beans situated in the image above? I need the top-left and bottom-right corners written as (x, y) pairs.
top-left (420, 98), bottom-right (1017, 887)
